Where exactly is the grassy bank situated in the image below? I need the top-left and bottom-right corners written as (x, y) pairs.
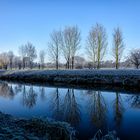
top-left (0, 112), bottom-right (75, 140)
top-left (0, 112), bottom-right (120, 140)
top-left (0, 69), bottom-right (140, 88)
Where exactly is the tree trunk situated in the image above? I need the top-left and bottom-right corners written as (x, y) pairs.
top-left (67, 58), bottom-right (70, 69)
top-left (136, 64), bottom-right (139, 69)
top-left (22, 59), bottom-right (25, 69)
top-left (97, 58), bottom-right (100, 69)
top-left (56, 56), bottom-right (58, 70)
top-left (115, 62), bottom-right (118, 69)
top-left (72, 56), bottom-right (74, 69)
top-left (116, 47), bottom-right (119, 69)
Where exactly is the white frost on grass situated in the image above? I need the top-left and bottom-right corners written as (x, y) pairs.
top-left (1, 69), bottom-right (140, 77)
top-left (0, 69), bottom-right (140, 87)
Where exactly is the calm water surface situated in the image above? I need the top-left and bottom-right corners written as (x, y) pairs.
top-left (0, 82), bottom-right (140, 140)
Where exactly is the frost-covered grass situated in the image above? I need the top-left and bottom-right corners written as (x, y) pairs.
top-left (0, 111), bottom-right (120, 140)
top-left (0, 112), bottom-right (75, 140)
top-left (0, 69), bottom-right (140, 87)
top-left (1, 69), bottom-right (140, 76)
top-left (0, 70), bottom-right (5, 74)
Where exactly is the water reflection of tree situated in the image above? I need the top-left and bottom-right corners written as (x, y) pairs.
top-left (14, 84), bottom-right (22, 93)
top-left (113, 92), bottom-right (124, 127)
top-left (62, 89), bottom-right (81, 125)
top-left (39, 87), bottom-right (46, 101)
top-left (0, 83), bottom-right (15, 99)
top-left (51, 88), bottom-right (62, 120)
top-left (88, 91), bottom-right (107, 128)
top-left (128, 95), bottom-right (140, 108)
top-left (22, 86), bottom-right (37, 109)
top-left (9, 85), bottom-right (15, 98)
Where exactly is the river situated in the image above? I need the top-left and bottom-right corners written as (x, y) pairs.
top-left (0, 81), bottom-right (140, 140)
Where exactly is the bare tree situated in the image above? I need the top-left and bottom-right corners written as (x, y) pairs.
top-left (61, 26), bottom-right (81, 69)
top-left (13, 56), bottom-right (22, 69)
top-left (129, 49), bottom-right (140, 69)
top-left (86, 24), bottom-right (108, 69)
top-left (19, 45), bottom-right (26, 69)
top-left (48, 30), bottom-right (61, 69)
top-left (25, 42), bottom-right (37, 69)
top-left (39, 50), bottom-right (46, 69)
top-left (19, 42), bottom-right (37, 69)
top-left (86, 27), bottom-right (97, 68)
top-left (0, 53), bottom-right (9, 69)
top-left (70, 26), bottom-right (81, 69)
top-left (113, 27), bottom-right (124, 69)
top-left (61, 27), bottom-right (71, 69)
top-left (8, 51), bottom-right (14, 69)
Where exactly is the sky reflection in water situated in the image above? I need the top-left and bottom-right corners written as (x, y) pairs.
top-left (0, 82), bottom-right (140, 140)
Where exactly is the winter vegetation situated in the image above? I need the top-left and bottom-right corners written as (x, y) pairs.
top-left (0, 24), bottom-right (140, 71)
top-left (0, 112), bottom-right (75, 140)
top-left (0, 25), bottom-right (140, 87)
top-left (0, 111), bottom-right (120, 140)
top-left (0, 69), bottom-right (139, 88)
top-left (112, 27), bottom-right (124, 69)
top-left (1, 1), bottom-right (140, 140)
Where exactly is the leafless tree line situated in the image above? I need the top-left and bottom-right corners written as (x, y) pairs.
top-left (48, 26), bottom-right (81, 69)
top-left (19, 42), bottom-right (37, 69)
top-left (0, 24), bottom-right (140, 70)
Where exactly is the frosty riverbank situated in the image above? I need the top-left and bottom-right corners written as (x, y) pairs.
top-left (0, 69), bottom-right (139, 87)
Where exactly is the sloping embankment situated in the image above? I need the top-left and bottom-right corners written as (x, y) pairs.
top-left (0, 69), bottom-right (140, 87)
top-left (0, 112), bottom-right (75, 140)
top-left (0, 112), bottom-right (119, 140)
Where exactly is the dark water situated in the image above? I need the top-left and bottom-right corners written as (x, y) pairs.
top-left (0, 82), bottom-right (140, 140)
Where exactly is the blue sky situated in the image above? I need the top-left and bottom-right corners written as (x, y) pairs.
top-left (0, 0), bottom-right (140, 61)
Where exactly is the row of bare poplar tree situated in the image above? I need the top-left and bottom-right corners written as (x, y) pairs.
top-left (0, 23), bottom-right (140, 70)
top-left (47, 23), bottom-right (124, 69)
